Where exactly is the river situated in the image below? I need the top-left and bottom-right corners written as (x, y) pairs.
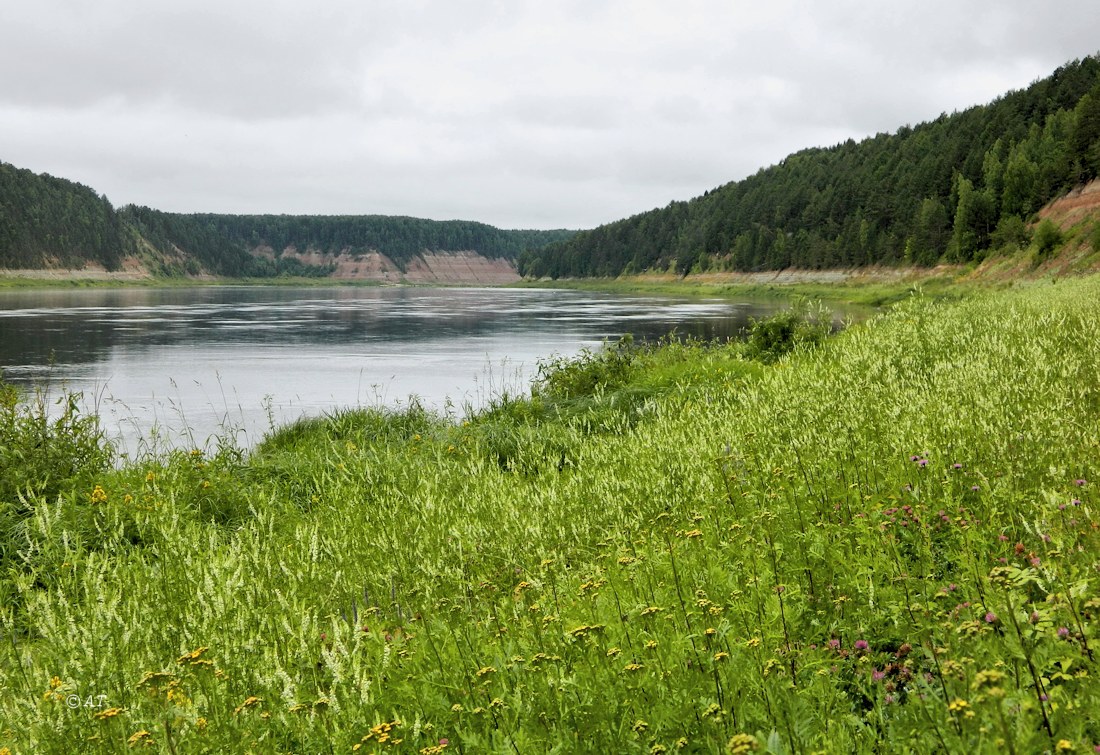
top-left (0, 285), bottom-right (795, 455)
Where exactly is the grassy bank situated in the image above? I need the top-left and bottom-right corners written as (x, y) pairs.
top-left (512, 270), bottom-right (981, 308)
top-left (2, 280), bottom-right (1099, 753)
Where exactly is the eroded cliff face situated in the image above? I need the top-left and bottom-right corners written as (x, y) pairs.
top-left (255, 247), bottom-right (521, 284)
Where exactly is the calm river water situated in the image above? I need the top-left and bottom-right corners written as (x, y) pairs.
top-left (0, 286), bottom-right (793, 454)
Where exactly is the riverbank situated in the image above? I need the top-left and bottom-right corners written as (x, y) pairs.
top-left (2, 277), bottom-right (1099, 752)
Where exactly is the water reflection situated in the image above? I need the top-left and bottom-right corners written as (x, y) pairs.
top-left (0, 286), bottom-right (793, 451)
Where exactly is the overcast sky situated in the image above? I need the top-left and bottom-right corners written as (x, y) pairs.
top-left (1, 1), bottom-right (1098, 230)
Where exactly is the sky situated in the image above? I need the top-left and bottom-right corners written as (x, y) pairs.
top-left (1, 1), bottom-right (1098, 230)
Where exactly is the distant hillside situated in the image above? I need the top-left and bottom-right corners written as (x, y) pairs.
top-left (0, 167), bottom-right (576, 279)
top-left (0, 162), bottom-right (132, 270)
top-left (520, 55), bottom-right (1100, 278)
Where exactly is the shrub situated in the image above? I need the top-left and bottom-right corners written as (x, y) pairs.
top-left (0, 381), bottom-right (113, 511)
top-left (1033, 218), bottom-right (1064, 258)
top-left (743, 302), bottom-right (831, 363)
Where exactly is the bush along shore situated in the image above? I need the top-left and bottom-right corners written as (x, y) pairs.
top-left (1, 279), bottom-right (1098, 753)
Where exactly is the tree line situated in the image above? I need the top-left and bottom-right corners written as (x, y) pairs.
top-left (519, 55), bottom-right (1100, 278)
top-left (0, 169), bottom-right (575, 276)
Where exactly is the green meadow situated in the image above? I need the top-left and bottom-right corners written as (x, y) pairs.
top-left (1, 278), bottom-right (1098, 753)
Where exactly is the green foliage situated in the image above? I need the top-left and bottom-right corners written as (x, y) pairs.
top-left (743, 302), bottom-right (831, 363)
top-left (990, 214), bottom-right (1032, 252)
top-left (0, 382), bottom-right (113, 511)
top-left (0, 162), bottom-right (131, 270)
top-left (5, 281), bottom-right (1100, 751)
top-left (520, 55), bottom-right (1100, 277)
top-left (1034, 218), bottom-right (1065, 259)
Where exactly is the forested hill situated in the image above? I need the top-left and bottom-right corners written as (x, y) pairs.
top-left (0, 165), bottom-right (575, 277)
top-left (0, 162), bottom-right (131, 270)
top-left (519, 55), bottom-right (1100, 278)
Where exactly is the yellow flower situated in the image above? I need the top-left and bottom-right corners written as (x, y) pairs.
top-left (947, 698), bottom-right (969, 713)
top-left (90, 485), bottom-right (108, 504)
top-left (726, 733), bottom-right (760, 753)
top-left (632, 719), bottom-right (648, 732)
top-left (127, 730), bottom-right (153, 747)
top-left (94, 707), bottom-right (125, 720)
top-left (233, 696), bottom-right (262, 715)
top-left (475, 666), bottom-right (496, 677)
top-left (713, 651), bottom-right (730, 662)
top-left (1056, 741), bottom-right (1074, 752)
top-left (176, 647), bottom-right (209, 665)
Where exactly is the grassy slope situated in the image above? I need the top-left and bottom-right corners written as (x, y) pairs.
top-left (2, 280), bottom-right (1099, 753)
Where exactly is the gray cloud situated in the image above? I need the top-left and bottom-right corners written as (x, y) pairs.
top-left (1, 0), bottom-right (1097, 229)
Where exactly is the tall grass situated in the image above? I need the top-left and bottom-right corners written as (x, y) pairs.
top-left (1, 280), bottom-right (1098, 753)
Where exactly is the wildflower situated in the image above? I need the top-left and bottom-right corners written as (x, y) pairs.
top-left (984, 612), bottom-right (997, 624)
top-left (606, 647), bottom-right (622, 657)
top-left (713, 651), bottom-right (729, 662)
top-left (127, 730), bottom-right (153, 747)
top-left (176, 647), bottom-right (209, 665)
top-left (90, 485), bottom-right (108, 504)
top-left (623, 663), bottom-right (645, 672)
top-left (94, 707), bottom-right (125, 719)
top-left (1075, 479), bottom-right (1087, 487)
top-left (726, 733), bottom-right (760, 753)
top-left (632, 719), bottom-right (648, 733)
top-left (827, 639), bottom-right (841, 651)
top-left (475, 666), bottom-right (496, 677)
top-left (854, 640), bottom-right (869, 652)
top-left (1030, 611), bottom-right (1041, 623)
top-left (233, 696), bottom-right (262, 715)
top-left (1055, 741), bottom-right (1073, 752)
top-left (872, 669), bottom-right (886, 682)
top-left (645, 640), bottom-right (658, 650)
top-left (953, 463), bottom-right (963, 470)
top-left (705, 627), bottom-right (717, 637)
top-left (947, 698), bottom-right (969, 712)
top-left (971, 485), bottom-right (980, 491)
top-left (1058, 626), bottom-right (1070, 638)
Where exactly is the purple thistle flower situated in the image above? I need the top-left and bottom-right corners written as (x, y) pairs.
top-left (872, 669), bottom-right (886, 682)
top-left (910, 455), bottom-right (920, 462)
top-left (854, 639), bottom-right (869, 651)
top-left (1072, 498), bottom-right (1081, 507)
top-left (952, 463), bottom-right (963, 470)
top-left (970, 485), bottom-right (980, 491)
top-left (1058, 626), bottom-right (1070, 638)
top-left (917, 459), bottom-right (928, 467)
top-left (1075, 478), bottom-right (1087, 486)
top-left (984, 612), bottom-right (997, 623)
top-left (827, 639), bottom-right (841, 651)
